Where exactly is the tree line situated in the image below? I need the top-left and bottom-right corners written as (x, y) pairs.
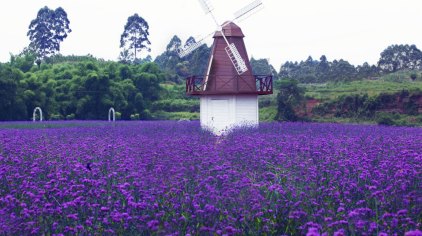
top-left (23, 5), bottom-right (422, 83)
top-left (279, 44), bottom-right (422, 83)
top-left (0, 55), bottom-right (163, 121)
top-left (26, 6), bottom-right (151, 66)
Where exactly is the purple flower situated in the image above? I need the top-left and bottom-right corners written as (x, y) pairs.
top-left (405, 230), bottom-right (422, 236)
top-left (306, 227), bottom-right (320, 236)
top-left (147, 220), bottom-right (159, 231)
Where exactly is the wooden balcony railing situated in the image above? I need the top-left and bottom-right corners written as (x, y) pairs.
top-left (186, 75), bottom-right (273, 95)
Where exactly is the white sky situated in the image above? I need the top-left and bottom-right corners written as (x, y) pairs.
top-left (0, 0), bottom-right (421, 69)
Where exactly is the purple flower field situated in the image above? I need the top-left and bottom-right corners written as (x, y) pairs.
top-left (0, 121), bottom-right (421, 235)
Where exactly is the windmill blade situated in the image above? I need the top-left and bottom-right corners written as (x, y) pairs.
top-left (232, 0), bottom-right (264, 23)
top-left (197, 0), bottom-right (214, 14)
top-left (225, 43), bottom-right (248, 75)
top-left (176, 32), bottom-right (214, 58)
top-left (217, 28), bottom-right (248, 75)
top-left (216, 0), bottom-right (264, 75)
top-left (177, 42), bottom-right (204, 57)
top-left (194, 0), bottom-right (254, 74)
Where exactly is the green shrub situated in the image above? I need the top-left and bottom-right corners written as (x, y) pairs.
top-left (151, 99), bottom-right (199, 112)
top-left (115, 112), bottom-right (122, 120)
top-left (50, 114), bottom-right (62, 120)
top-left (259, 106), bottom-right (277, 121)
top-left (130, 113), bottom-right (140, 120)
top-left (140, 110), bottom-right (152, 120)
top-left (376, 113), bottom-right (396, 126)
top-left (152, 111), bottom-right (199, 120)
top-left (66, 113), bottom-right (75, 120)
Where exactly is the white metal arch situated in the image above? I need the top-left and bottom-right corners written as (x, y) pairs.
top-left (108, 107), bottom-right (115, 122)
top-left (33, 107), bottom-right (43, 122)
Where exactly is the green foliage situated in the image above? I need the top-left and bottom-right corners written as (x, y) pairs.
top-left (279, 55), bottom-right (367, 83)
top-left (275, 79), bottom-right (304, 121)
top-left (130, 113), bottom-right (140, 120)
top-left (376, 113), bottom-right (396, 126)
top-left (120, 13), bottom-right (150, 62)
top-left (378, 44), bottom-right (422, 72)
top-left (0, 56), bottom-right (165, 121)
top-left (66, 113), bottom-right (75, 120)
top-left (250, 57), bottom-right (278, 79)
top-left (259, 106), bottom-right (277, 121)
top-left (0, 64), bottom-right (27, 120)
top-left (410, 73), bottom-right (417, 81)
top-left (152, 111), bottom-right (199, 120)
top-left (278, 45), bottom-right (422, 83)
top-left (152, 99), bottom-right (199, 112)
top-left (27, 6), bottom-right (71, 61)
top-left (154, 35), bottom-right (210, 82)
top-left (312, 90), bottom-right (422, 121)
top-left (304, 75), bottom-right (422, 100)
top-left (9, 49), bottom-right (37, 73)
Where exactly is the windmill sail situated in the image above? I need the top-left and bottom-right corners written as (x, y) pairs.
top-left (178, 0), bottom-right (264, 75)
top-left (225, 43), bottom-right (248, 75)
top-left (233, 0), bottom-right (264, 23)
top-left (197, 0), bottom-right (214, 14)
top-left (176, 32), bottom-right (213, 57)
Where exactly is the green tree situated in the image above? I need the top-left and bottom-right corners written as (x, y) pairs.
top-left (250, 57), bottom-right (278, 79)
top-left (378, 44), bottom-right (422, 72)
top-left (316, 55), bottom-right (329, 80)
top-left (155, 35), bottom-right (210, 80)
top-left (155, 35), bottom-right (182, 74)
top-left (9, 48), bottom-right (37, 73)
top-left (356, 62), bottom-right (379, 79)
top-left (182, 37), bottom-right (210, 76)
top-left (275, 79), bottom-right (304, 121)
top-left (120, 13), bottom-right (151, 62)
top-left (27, 6), bottom-right (71, 64)
top-left (0, 64), bottom-right (27, 120)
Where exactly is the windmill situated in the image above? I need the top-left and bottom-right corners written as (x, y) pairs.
top-left (177, 0), bottom-right (263, 75)
top-left (180, 0), bottom-right (273, 134)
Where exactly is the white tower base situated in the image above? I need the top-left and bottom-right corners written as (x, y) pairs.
top-left (200, 95), bottom-right (258, 135)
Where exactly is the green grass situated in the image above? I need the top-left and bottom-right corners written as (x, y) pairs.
top-left (152, 111), bottom-right (199, 120)
top-left (156, 72), bottom-right (422, 125)
top-left (312, 113), bottom-right (422, 127)
top-left (302, 71), bottom-right (422, 101)
top-left (259, 106), bottom-right (277, 121)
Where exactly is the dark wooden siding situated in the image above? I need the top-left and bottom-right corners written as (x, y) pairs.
top-left (205, 22), bottom-right (257, 94)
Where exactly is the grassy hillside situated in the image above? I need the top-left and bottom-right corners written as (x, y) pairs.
top-left (257, 71), bottom-right (422, 126)
top-left (161, 71), bottom-right (422, 125)
top-left (303, 70), bottom-right (422, 101)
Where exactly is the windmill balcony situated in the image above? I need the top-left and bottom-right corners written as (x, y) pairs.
top-left (186, 74), bottom-right (273, 95)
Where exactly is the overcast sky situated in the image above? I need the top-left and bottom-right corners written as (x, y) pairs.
top-left (0, 0), bottom-right (421, 68)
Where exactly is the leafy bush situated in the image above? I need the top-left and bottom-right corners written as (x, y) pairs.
top-left (152, 111), bottom-right (199, 120)
top-left (65, 113), bottom-right (75, 120)
top-left (115, 111), bottom-right (122, 120)
top-left (376, 113), bottom-right (396, 126)
top-left (130, 113), bottom-right (140, 120)
top-left (152, 99), bottom-right (199, 112)
top-left (50, 114), bottom-right (62, 120)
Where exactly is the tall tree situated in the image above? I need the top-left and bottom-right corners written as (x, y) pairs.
top-left (378, 44), bottom-right (422, 72)
top-left (316, 55), bottom-right (329, 80)
top-left (27, 6), bottom-right (71, 64)
top-left (154, 35), bottom-right (182, 76)
top-left (275, 79), bottom-right (304, 121)
top-left (155, 35), bottom-right (210, 80)
top-left (120, 13), bottom-right (151, 62)
top-left (0, 64), bottom-right (27, 120)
